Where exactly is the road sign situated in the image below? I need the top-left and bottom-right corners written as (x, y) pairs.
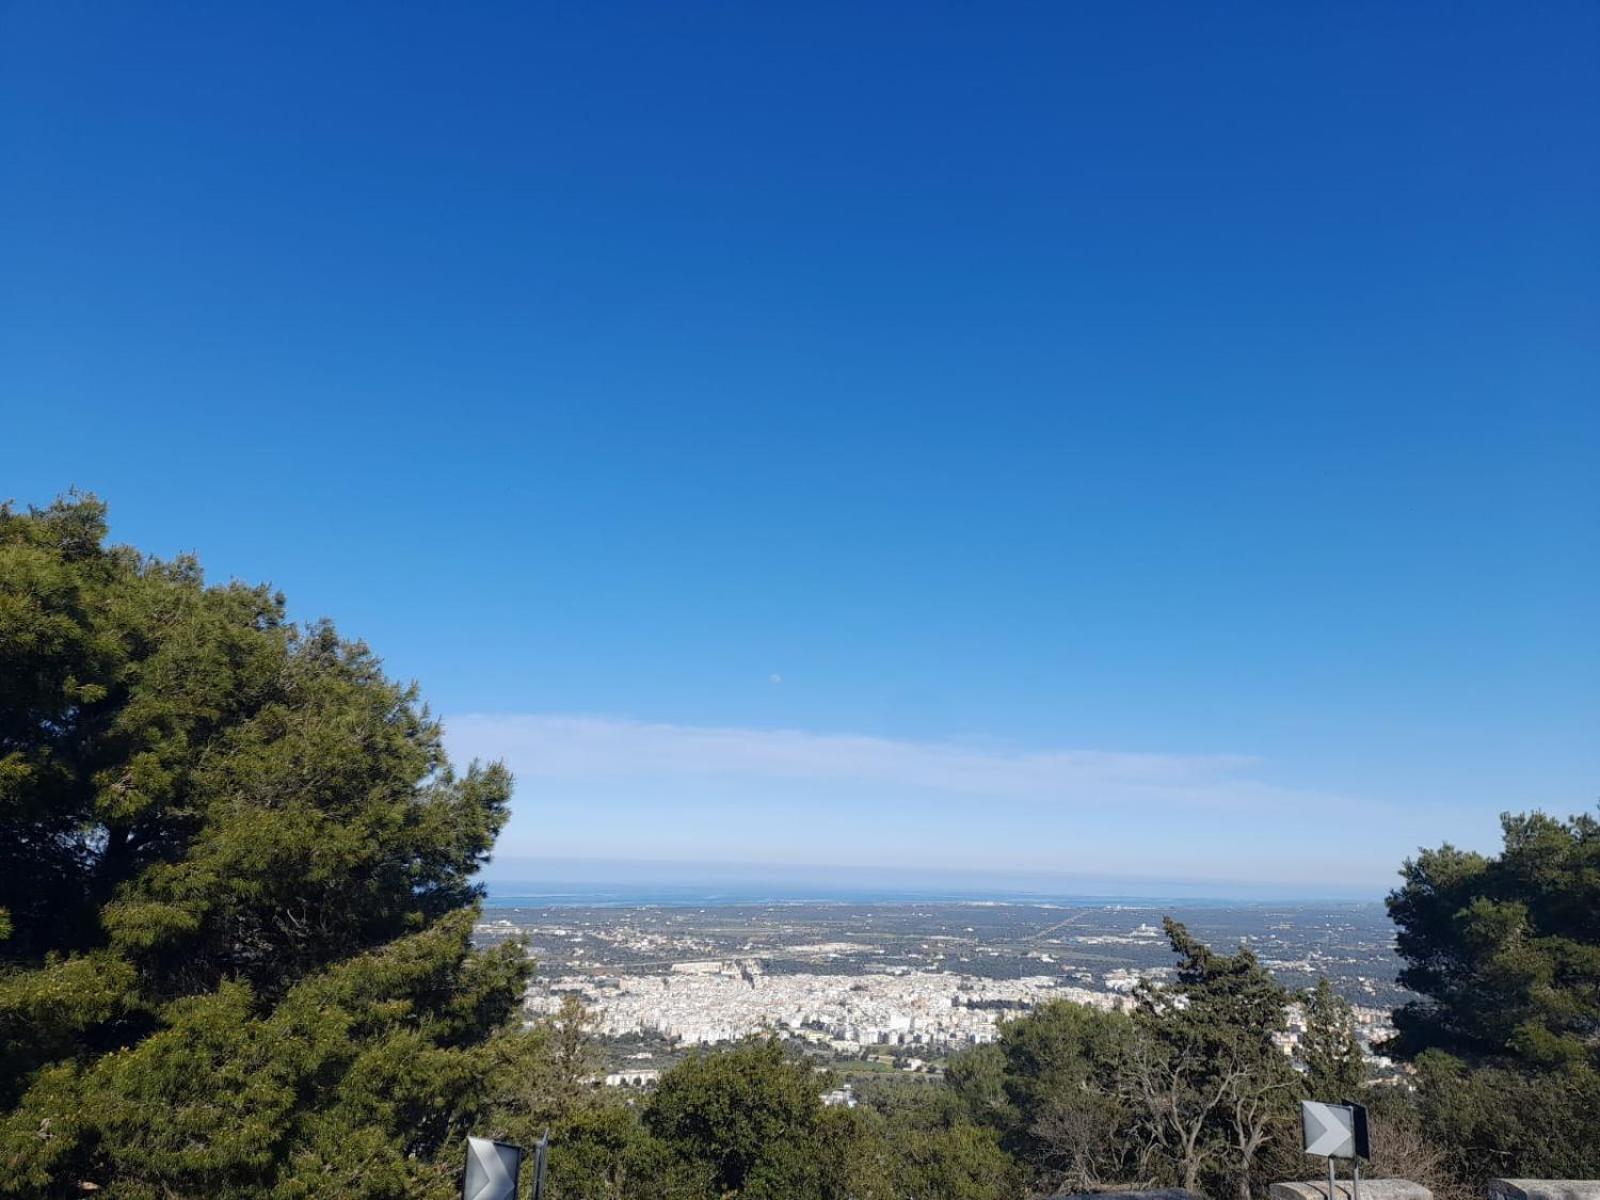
top-left (464, 1136), bottom-right (522, 1200)
top-left (1301, 1100), bottom-right (1369, 1159)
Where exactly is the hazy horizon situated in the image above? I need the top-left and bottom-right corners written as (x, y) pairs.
top-left (479, 853), bottom-right (1396, 904)
top-left (447, 713), bottom-right (1578, 893)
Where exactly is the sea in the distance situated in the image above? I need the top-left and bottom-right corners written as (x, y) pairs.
top-left (480, 881), bottom-right (1347, 910)
top-left (479, 858), bottom-right (1384, 907)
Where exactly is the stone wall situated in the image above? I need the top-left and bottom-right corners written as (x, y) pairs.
top-left (1487, 1183), bottom-right (1600, 1200)
top-left (1267, 1179), bottom-right (1600, 1200)
top-left (1270, 1179), bottom-right (1431, 1200)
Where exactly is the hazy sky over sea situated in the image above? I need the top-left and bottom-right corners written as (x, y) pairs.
top-left (4, 3), bottom-right (1596, 891)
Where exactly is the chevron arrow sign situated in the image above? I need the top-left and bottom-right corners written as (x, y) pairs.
top-left (1301, 1101), bottom-right (1356, 1157)
top-left (464, 1136), bottom-right (523, 1200)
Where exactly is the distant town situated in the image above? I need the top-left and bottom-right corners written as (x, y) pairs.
top-left (475, 898), bottom-right (1404, 1087)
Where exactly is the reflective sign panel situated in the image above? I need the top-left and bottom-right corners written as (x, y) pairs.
top-left (1301, 1101), bottom-right (1356, 1158)
top-left (464, 1136), bottom-right (522, 1200)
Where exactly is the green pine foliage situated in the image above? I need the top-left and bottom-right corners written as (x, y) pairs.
top-left (1386, 808), bottom-right (1600, 1182)
top-left (1388, 809), bottom-right (1600, 1069)
top-left (1410, 1050), bottom-right (1600, 1183)
top-left (1300, 978), bottom-right (1367, 1100)
top-left (0, 495), bottom-right (529, 1197)
top-left (644, 1039), bottom-right (828, 1196)
top-left (943, 922), bottom-right (1307, 1200)
top-left (1135, 920), bottom-right (1301, 1200)
top-left (993, 999), bottom-right (1137, 1188)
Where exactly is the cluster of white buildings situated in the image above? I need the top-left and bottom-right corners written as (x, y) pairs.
top-left (525, 956), bottom-right (1401, 1082)
top-left (1273, 1000), bottom-right (1399, 1074)
top-left (524, 962), bottom-right (1124, 1051)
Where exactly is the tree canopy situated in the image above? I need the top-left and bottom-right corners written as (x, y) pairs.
top-left (1385, 808), bottom-right (1600, 1183)
top-left (0, 495), bottom-right (528, 1197)
top-left (1300, 978), bottom-right (1368, 1100)
top-left (1387, 808), bottom-right (1600, 1069)
top-left (644, 1039), bottom-right (825, 1196)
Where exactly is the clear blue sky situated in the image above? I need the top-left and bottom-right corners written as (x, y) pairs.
top-left (3, 2), bottom-right (1596, 895)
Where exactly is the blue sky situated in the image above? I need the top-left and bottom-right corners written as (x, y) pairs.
top-left (3, 3), bottom-right (1596, 895)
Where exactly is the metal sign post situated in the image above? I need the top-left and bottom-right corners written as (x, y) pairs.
top-left (531, 1130), bottom-right (550, 1200)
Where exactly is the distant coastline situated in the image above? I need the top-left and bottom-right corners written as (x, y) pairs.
top-left (480, 879), bottom-right (1384, 910)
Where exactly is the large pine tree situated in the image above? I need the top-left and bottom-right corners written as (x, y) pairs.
top-left (0, 495), bottom-right (529, 1198)
top-left (1387, 809), bottom-right (1600, 1069)
top-left (1385, 809), bottom-right (1600, 1181)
